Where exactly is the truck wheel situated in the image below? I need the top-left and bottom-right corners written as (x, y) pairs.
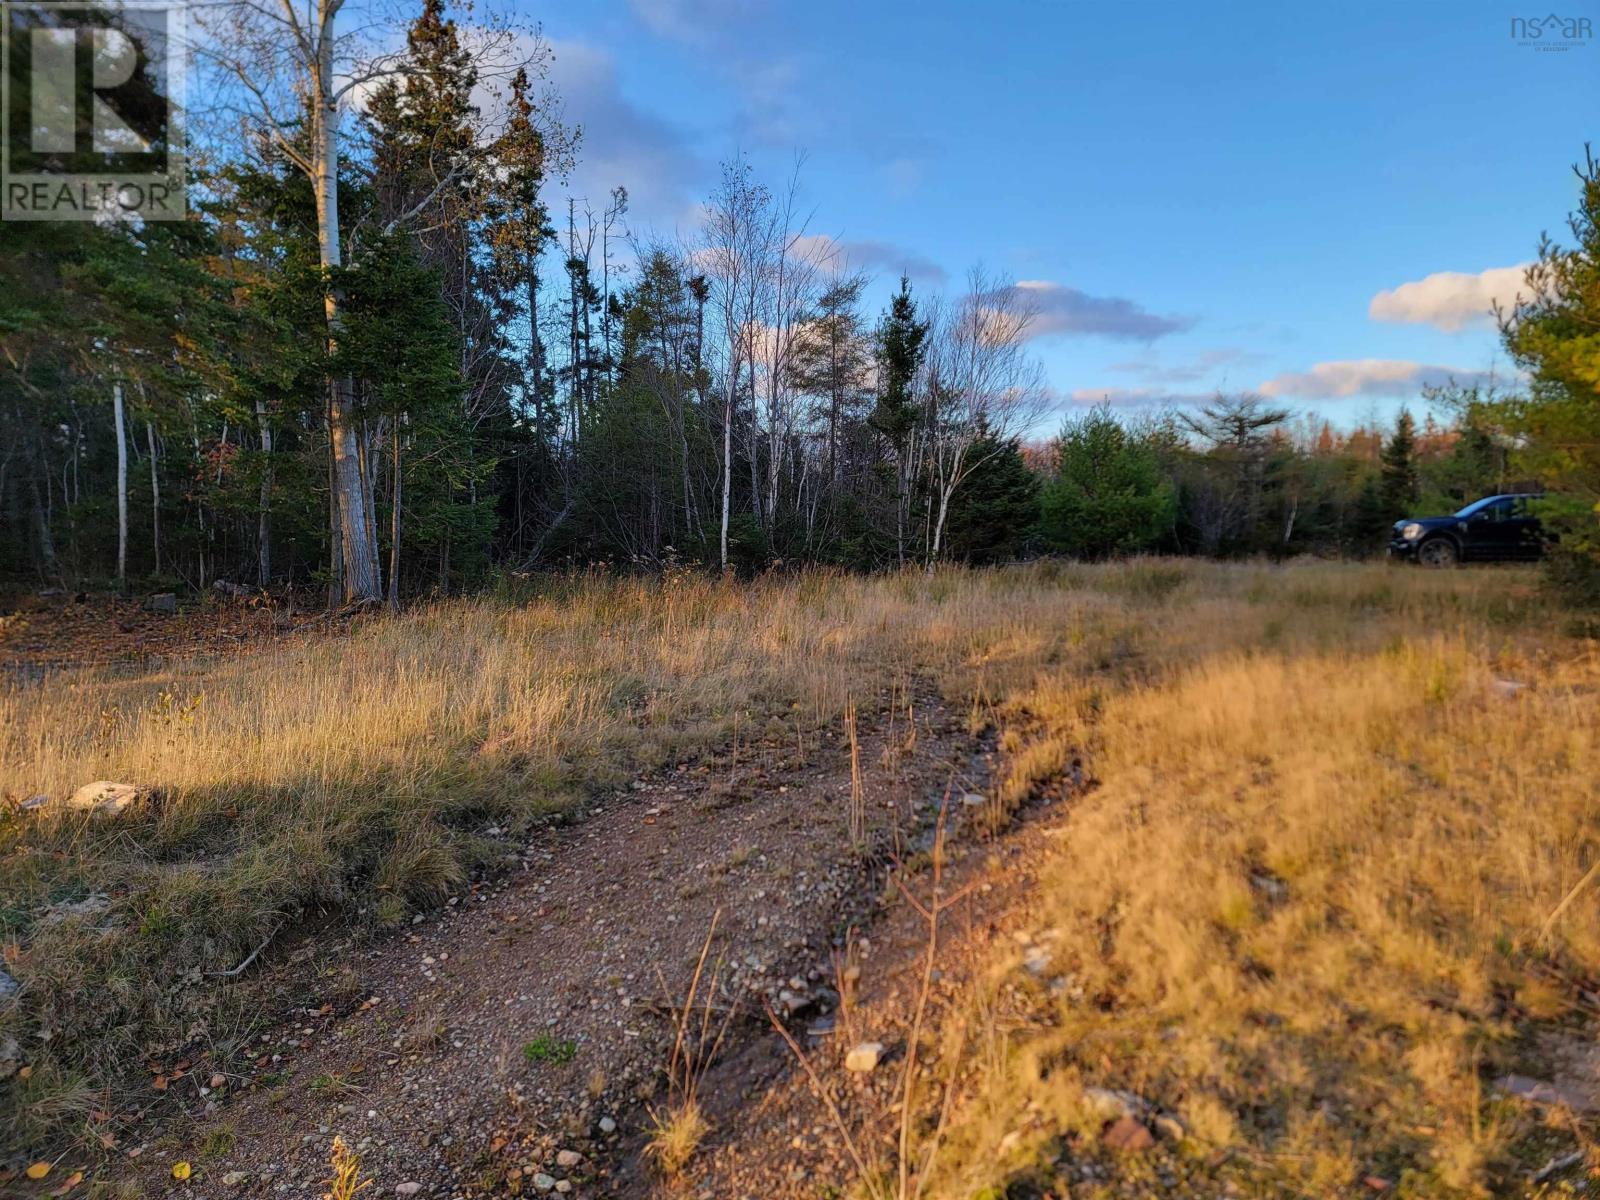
top-left (1417, 537), bottom-right (1458, 567)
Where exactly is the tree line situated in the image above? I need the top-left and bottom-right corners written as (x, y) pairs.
top-left (1, 0), bottom-right (1595, 604)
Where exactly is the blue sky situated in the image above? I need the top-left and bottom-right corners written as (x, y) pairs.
top-left (528, 0), bottom-right (1598, 432)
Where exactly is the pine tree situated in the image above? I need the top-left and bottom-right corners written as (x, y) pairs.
top-left (1379, 409), bottom-right (1419, 514)
top-left (869, 277), bottom-right (929, 563)
top-left (1500, 147), bottom-right (1600, 604)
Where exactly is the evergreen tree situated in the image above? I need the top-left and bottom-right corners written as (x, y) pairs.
top-left (1379, 409), bottom-right (1420, 514)
top-left (942, 433), bottom-right (1040, 564)
top-left (1499, 148), bottom-right (1600, 604)
top-left (869, 277), bottom-right (930, 563)
top-left (1041, 408), bottom-right (1175, 559)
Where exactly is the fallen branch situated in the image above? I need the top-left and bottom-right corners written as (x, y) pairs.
top-left (208, 925), bottom-right (280, 978)
top-left (1532, 1149), bottom-right (1585, 1183)
top-left (1539, 859), bottom-right (1600, 946)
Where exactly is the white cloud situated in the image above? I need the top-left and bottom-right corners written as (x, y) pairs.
top-left (1258, 359), bottom-right (1494, 400)
top-left (1368, 264), bottom-right (1531, 332)
top-left (988, 281), bottom-right (1191, 342)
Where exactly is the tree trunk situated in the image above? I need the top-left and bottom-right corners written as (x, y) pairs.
top-left (113, 380), bottom-right (127, 590)
top-left (256, 398), bottom-right (273, 586)
top-left (146, 420), bottom-right (160, 574)
top-left (928, 484), bottom-right (952, 572)
top-left (387, 418), bottom-right (402, 612)
top-left (311, 30), bottom-right (381, 605)
top-left (721, 380), bottom-right (733, 570)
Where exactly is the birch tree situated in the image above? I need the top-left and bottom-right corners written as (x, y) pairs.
top-left (195, 0), bottom-right (528, 603)
top-left (923, 269), bottom-right (1046, 568)
top-left (702, 158), bottom-right (770, 569)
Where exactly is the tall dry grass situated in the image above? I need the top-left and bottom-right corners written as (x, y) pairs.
top-left (927, 568), bottom-right (1600, 1198)
top-left (0, 559), bottom-right (1565, 1163)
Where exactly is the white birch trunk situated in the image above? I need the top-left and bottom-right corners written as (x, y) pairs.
top-left (113, 380), bottom-right (127, 589)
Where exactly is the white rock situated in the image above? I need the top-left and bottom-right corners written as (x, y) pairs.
top-left (532, 1173), bottom-right (556, 1191)
top-left (598, 1116), bottom-right (617, 1134)
top-left (222, 1172), bottom-right (250, 1187)
top-left (961, 792), bottom-right (986, 807)
top-left (66, 780), bottom-right (142, 817)
top-left (844, 1042), bottom-right (884, 1073)
top-left (395, 1185), bottom-right (423, 1197)
top-left (555, 1149), bottom-right (582, 1168)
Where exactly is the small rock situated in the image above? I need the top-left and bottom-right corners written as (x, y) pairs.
top-left (222, 1172), bottom-right (250, 1187)
top-left (532, 1173), bottom-right (556, 1192)
top-left (598, 1116), bottom-right (617, 1134)
top-left (555, 1184), bottom-right (571, 1195)
top-left (39, 893), bottom-right (112, 926)
top-left (0, 971), bottom-right (18, 1001)
top-left (1495, 1074), bottom-right (1600, 1112)
top-left (844, 1042), bottom-right (883, 1073)
top-left (554, 1149), bottom-right (582, 1168)
top-left (65, 780), bottom-right (141, 817)
top-left (1491, 678), bottom-right (1528, 699)
top-left (19, 795), bottom-right (48, 812)
top-left (396, 1184), bottom-right (423, 1197)
top-left (1152, 1113), bottom-right (1185, 1142)
top-left (145, 592), bottom-right (178, 614)
top-left (960, 792), bottom-right (986, 807)
top-left (1083, 1086), bottom-right (1148, 1120)
top-left (1102, 1116), bottom-right (1155, 1152)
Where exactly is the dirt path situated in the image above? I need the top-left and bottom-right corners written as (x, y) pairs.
top-left (103, 688), bottom-right (996, 1199)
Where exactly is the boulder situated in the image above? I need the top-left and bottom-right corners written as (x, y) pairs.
top-left (145, 592), bottom-right (178, 614)
top-left (65, 781), bottom-right (142, 817)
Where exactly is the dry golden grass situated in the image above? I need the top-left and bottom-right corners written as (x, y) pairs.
top-left (927, 567), bottom-right (1600, 1198)
top-left (0, 558), bottom-right (1578, 1175)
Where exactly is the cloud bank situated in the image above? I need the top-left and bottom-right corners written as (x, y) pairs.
top-left (1258, 359), bottom-right (1495, 399)
top-left (987, 281), bottom-right (1192, 342)
top-left (1368, 264), bottom-right (1530, 333)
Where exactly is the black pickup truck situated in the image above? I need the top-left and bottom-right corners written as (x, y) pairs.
top-left (1388, 494), bottom-right (1544, 566)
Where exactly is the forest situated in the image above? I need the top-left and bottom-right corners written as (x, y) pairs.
top-left (2, 0), bottom-right (1596, 607)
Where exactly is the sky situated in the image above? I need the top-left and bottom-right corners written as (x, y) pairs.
top-left (521, 0), bottom-right (1598, 433)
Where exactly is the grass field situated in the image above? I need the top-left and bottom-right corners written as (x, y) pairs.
top-left (3, 560), bottom-right (1596, 1196)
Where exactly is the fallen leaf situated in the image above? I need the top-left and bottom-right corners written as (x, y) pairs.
top-left (152, 1075), bottom-right (168, 1091)
top-left (172, 1161), bottom-right (191, 1180)
top-left (50, 1170), bottom-right (83, 1196)
top-left (17, 1065), bottom-right (32, 1079)
top-left (26, 1162), bottom-right (52, 1180)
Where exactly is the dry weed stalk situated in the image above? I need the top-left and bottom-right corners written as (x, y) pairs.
top-left (647, 909), bottom-right (739, 1176)
top-left (768, 795), bottom-right (974, 1200)
top-left (845, 701), bottom-right (866, 851)
top-left (322, 1136), bottom-right (370, 1200)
